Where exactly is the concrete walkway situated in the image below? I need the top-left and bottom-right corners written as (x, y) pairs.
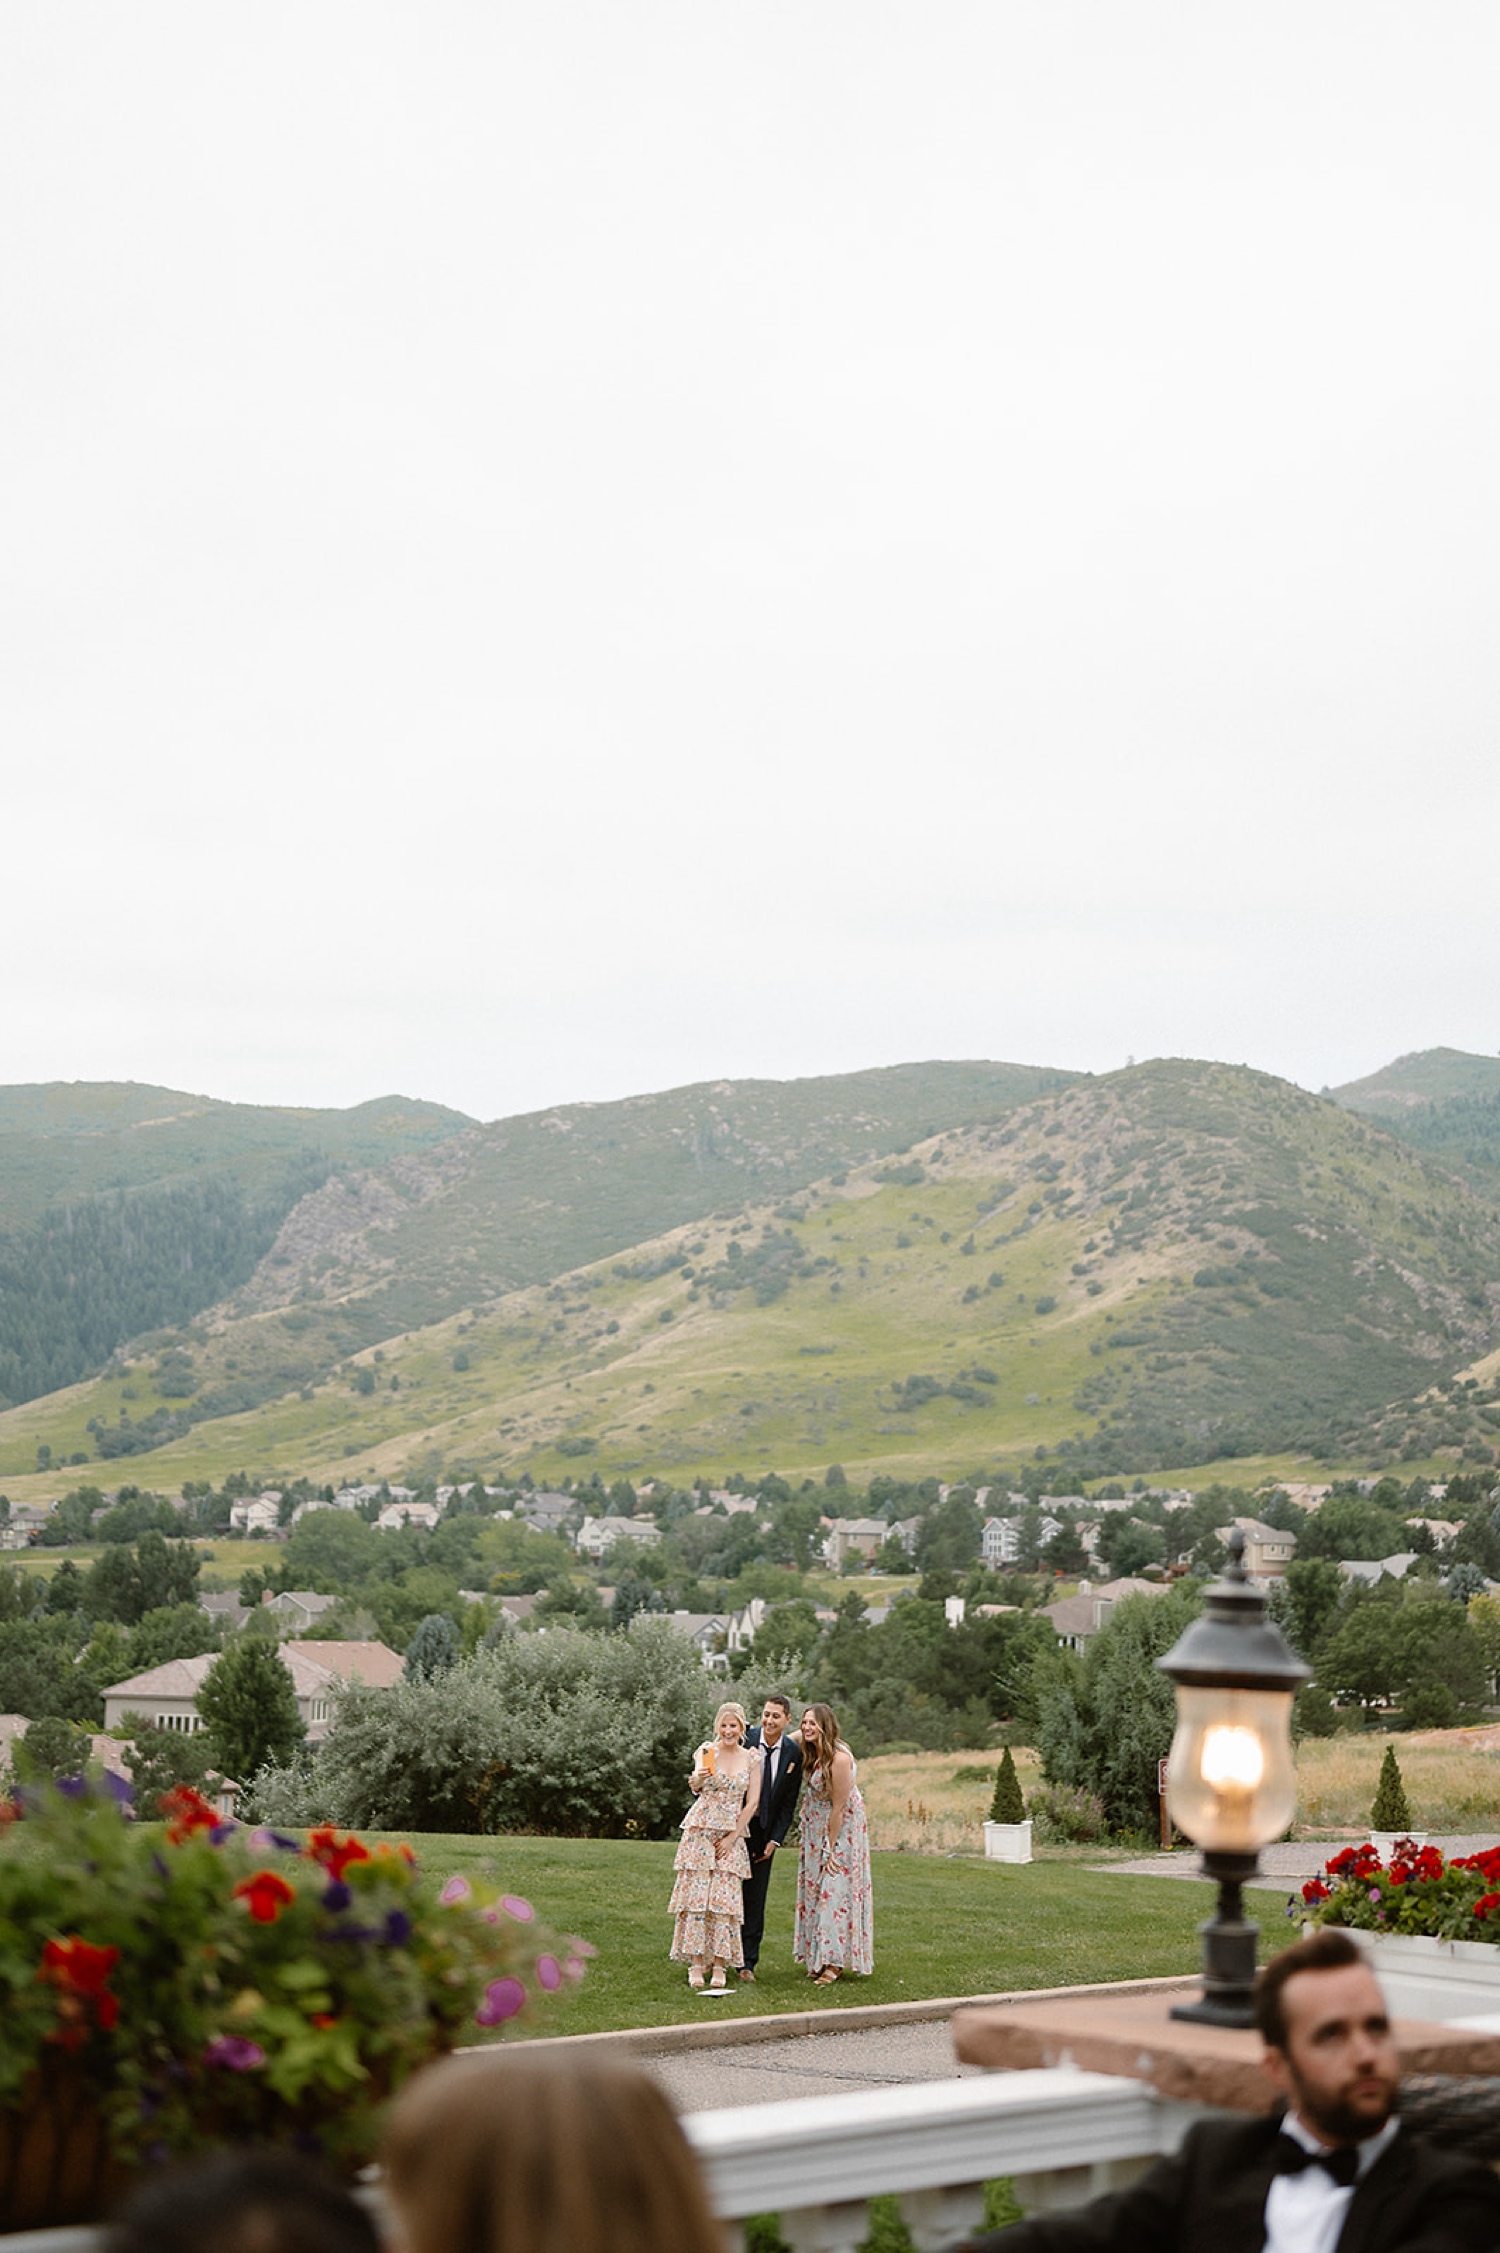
top-left (1099, 1836), bottom-right (1500, 1884)
top-left (640, 2018), bottom-right (981, 2111)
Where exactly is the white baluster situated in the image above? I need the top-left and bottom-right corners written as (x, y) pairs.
top-left (780, 2198), bottom-right (871, 2253)
top-left (898, 2181), bottom-right (989, 2250)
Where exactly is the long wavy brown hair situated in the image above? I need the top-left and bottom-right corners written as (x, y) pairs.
top-left (800, 1702), bottom-right (843, 1786)
top-left (383, 2049), bottom-right (722, 2253)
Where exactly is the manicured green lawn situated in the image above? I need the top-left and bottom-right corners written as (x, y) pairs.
top-left (395, 1835), bottom-right (1292, 2038)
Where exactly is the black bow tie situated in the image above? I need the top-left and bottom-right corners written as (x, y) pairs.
top-left (1273, 2136), bottom-right (1360, 2188)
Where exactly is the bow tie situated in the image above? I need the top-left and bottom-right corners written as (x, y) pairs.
top-left (1273, 2136), bottom-right (1360, 2188)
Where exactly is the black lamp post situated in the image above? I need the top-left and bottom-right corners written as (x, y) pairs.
top-left (1156, 1528), bottom-right (1310, 2028)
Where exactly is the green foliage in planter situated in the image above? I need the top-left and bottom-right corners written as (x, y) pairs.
top-left (988, 1746), bottom-right (1025, 1825)
top-left (1370, 1743), bottom-right (1412, 1834)
top-left (0, 1778), bottom-right (577, 2182)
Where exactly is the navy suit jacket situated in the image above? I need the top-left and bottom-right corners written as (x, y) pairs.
top-left (744, 1724), bottom-right (803, 1852)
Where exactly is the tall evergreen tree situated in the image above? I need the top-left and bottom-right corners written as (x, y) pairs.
top-left (197, 1639), bottom-right (305, 1783)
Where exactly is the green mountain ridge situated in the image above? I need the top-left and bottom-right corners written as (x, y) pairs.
top-left (0, 1062), bottom-right (1075, 1415)
top-left (6, 1057), bottom-right (1500, 1493)
top-left (1331, 1048), bottom-right (1500, 1188)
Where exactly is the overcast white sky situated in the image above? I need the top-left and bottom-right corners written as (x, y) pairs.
top-left (4, 6), bottom-right (1498, 1123)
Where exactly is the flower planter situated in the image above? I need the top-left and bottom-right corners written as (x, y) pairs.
top-left (0, 2062), bottom-right (133, 2232)
top-left (1370, 1833), bottom-right (1428, 1859)
top-left (983, 1819), bottom-right (1033, 1865)
top-left (1352, 1930), bottom-right (1500, 2029)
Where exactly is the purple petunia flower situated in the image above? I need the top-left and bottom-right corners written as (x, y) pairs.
top-left (250, 1828), bottom-right (301, 1853)
top-left (204, 2037), bottom-right (266, 2071)
top-left (439, 1875), bottom-right (472, 1905)
top-left (475, 1977), bottom-right (526, 2025)
top-left (57, 1776), bottom-right (88, 1800)
top-left (382, 1910), bottom-right (413, 1947)
top-left (323, 1881), bottom-right (352, 1912)
top-left (103, 1770), bottom-right (135, 1806)
top-left (209, 1823), bottom-right (238, 1846)
top-left (536, 1955), bottom-right (562, 1991)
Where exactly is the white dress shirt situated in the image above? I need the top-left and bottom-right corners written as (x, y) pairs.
top-left (1263, 2111), bottom-right (1399, 2253)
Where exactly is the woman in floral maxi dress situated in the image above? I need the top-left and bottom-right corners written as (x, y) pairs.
top-left (793, 1702), bottom-right (873, 1983)
top-left (669, 1701), bottom-right (759, 1993)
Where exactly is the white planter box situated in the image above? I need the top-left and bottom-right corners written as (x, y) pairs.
top-left (1370, 1833), bottom-right (1428, 1858)
top-left (984, 1819), bottom-right (1033, 1864)
top-left (1353, 1929), bottom-right (1500, 2030)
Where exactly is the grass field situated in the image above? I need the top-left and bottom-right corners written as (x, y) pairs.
top-left (394, 1834), bottom-right (1290, 2039)
top-left (1291, 1732), bottom-right (1500, 1836)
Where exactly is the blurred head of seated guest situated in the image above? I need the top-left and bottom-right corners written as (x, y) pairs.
top-left (104, 2151), bottom-right (381, 2253)
top-left (382, 2048), bottom-right (723, 2253)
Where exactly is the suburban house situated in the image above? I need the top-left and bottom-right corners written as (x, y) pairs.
top-left (822, 1517), bottom-right (888, 1568)
top-left (519, 1492), bottom-right (576, 1535)
top-left (262, 1589), bottom-right (340, 1632)
top-left (198, 1592), bottom-right (251, 1633)
top-left (980, 1515), bottom-right (1060, 1568)
top-left (1038, 1576), bottom-right (1172, 1650)
top-left (229, 1493), bottom-right (282, 1535)
top-left (1340, 1554), bottom-right (1418, 1587)
top-left (102, 1639), bottom-right (403, 1744)
top-left (632, 1609), bottom-right (729, 1670)
top-left (1216, 1516), bottom-right (1295, 1580)
top-left (1, 1715), bottom-right (134, 1788)
top-left (575, 1515), bottom-right (661, 1560)
top-left (376, 1500), bottom-right (440, 1532)
top-left (1, 1504), bottom-right (51, 1550)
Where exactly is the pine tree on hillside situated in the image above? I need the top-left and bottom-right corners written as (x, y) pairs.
top-left (197, 1639), bottom-right (305, 1784)
top-left (989, 1745), bottom-right (1025, 1824)
top-left (1370, 1743), bottom-right (1412, 1835)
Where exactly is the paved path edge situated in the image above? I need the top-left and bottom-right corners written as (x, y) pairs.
top-left (468, 1973), bottom-right (1200, 2060)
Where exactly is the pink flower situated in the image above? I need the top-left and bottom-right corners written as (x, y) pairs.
top-left (439, 1875), bottom-right (472, 1905)
top-left (475, 1977), bottom-right (526, 2025)
top-left (537, 1955), bottom-right (562, 1991)
top-left (500, 1894), bottom-right (534, 1922)
top-left (204, 2036), bottom-right (266, 2070)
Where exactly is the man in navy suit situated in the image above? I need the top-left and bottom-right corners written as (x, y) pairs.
top-left (960, 1926), bottom-right (1500, 2253)
top-left (739, 1693), bottom-right (804, 1983)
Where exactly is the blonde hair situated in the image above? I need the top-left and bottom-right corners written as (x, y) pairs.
top-left (382, 2050), bottom-right (722, 2253)
top-left (713, 1701), bottom-right (747, 1733)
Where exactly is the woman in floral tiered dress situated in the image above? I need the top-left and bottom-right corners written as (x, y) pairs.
top-left (793, 1702), bottom-right (873, 1983)
top-left (668, 1701), bottom-right (760, 1993)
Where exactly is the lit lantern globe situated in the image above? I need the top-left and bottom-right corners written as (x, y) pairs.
top-left (1165, 1685), bottom-right (1298, 1854)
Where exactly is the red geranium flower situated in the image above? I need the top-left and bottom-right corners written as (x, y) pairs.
top-left (39, 1936), bottom-right (121, 2048)
top-left (1476, 1892), bottom-right (1500, 1921)
top-left (160, 1785), bottom-right (220, 1844)
top-left (306, 1826), bottom-right (371, 1882)
top-left (234, 1870), bottom-right (297, 1924)
top-left (1301, 1878), bottom-right (1331, 1904)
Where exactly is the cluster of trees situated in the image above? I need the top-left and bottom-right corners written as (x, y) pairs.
top-left (0, 1163), bottom-right (325, 1410)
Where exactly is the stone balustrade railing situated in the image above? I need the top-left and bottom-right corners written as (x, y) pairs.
top-left (3, 2066), bottom-right (1196, 2253)
top-left (683, 2065), bottom-right (1199, 2253)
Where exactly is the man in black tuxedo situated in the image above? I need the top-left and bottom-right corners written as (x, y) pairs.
top-left (739, 1693), bottom-right (804, 1983)
top-left (961, 1927), bottom-right (1500, 2253)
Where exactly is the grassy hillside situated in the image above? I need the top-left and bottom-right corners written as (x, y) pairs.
top-left (1333, 1048), bottom-right (1500, 1186)
top-left (6, 1059), bottom-right (1500, 1494)
top-left (0, 1063), bottom-right (1071, 1416)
